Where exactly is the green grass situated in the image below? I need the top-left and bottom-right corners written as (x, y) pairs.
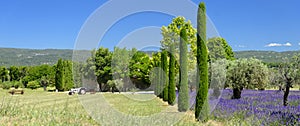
top-left (0, 88), bottom-right (224, 125)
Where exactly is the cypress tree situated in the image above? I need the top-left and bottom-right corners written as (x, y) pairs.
top-left (195, 2), bottom-right (209, 122)
top-left (168, 44), bottom-right (176, 105)
top-left (55, 58), bottom-right (64, 91)
top-left (156, 53), bottom-right (162, 97)
top-left (162, 50), bottom-right (169, 101)
top-left (178, 27), bottom-right (189, 111)
top-left (64, 60), bottom-right (74, 91)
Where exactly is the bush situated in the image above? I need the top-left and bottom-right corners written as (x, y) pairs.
top-left (1, 81), bottom-right (13, 90)
top-left (27, 81), bottom-right (40, 90)
top-left (12, 81), bottom-right (24, 89)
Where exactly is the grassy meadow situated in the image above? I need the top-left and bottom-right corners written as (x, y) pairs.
top-left (0, 88), bottom-right (223, 126)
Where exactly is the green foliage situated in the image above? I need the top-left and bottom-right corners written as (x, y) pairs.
top-left (9, 66), bottom-right (20, 81)
top-left (227, 58), bottom-right (269, 98)
top-left (150, 52), bottom-right (162, 96)
top-left (160, 17), bottom-right (197, 54)
top-left (63, 60), bottom-right (74, 91)
top-left (178, 27), bottom-right (189, 110)
top-left (107, 79), bottom-right (124, 93)
top-left (276, 54), bottom-right (300, 105)
top-left (129, 51), bottom-right (151, 90)
top-left (73, 62), bottom-right (83, 88)
top-left (1, 81), bottom-right (13, 89)
top-left (207, 37), bottom-right (235, 61)
top-left (112, 47), bottom-right (133, 91)
top-left (0, 66), bottom-right (9, 82)
top-left (195, 2), bottom-right (209, 122)
top-left (210, 59), bottom-right (227, 97)
top-left (12, 81), bottom-right (23, 89)
top-left (160, 16), bottom-right (197, 81)
top-left (95, 47), bottom-right (112, 92)
top-left (161, 51), bottom-right (169, 99)
top-left (168, 45), bottom-right (176, 105)
top-left (55, 59), bottom-right (64, 91)
top-left (27, 81), bottom-right (40, 90)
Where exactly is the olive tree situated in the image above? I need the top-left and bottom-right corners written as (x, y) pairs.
top-left (227, 58), bottom-right (269, 99)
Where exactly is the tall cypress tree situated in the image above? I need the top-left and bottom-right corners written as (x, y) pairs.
top-left (55, 58), bottom-right (64, 91)
top-left (162, 50), bottom-right (169, 101)
top-left (168, 44), bottom-right (176, 105)
top-left (195, 2), bottom-right (209, 122)
top-left (64, 60), bottom-right (74, 91)
top-left (178, 27), bottom-right (189, 111)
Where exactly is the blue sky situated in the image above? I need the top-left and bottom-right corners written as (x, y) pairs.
top-left (0, 0), bottom-right (300, 51)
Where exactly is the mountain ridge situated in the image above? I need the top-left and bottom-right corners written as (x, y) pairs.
top-left (0, 47), bottom-right (299, 66)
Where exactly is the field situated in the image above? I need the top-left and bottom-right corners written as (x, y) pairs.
top-left (1, 88), bottom-right (300, 125)
top-left (0, 89), bottom-right (210, 126)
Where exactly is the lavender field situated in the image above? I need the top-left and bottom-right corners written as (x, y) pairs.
top-left (192, 89), bottom-right (300, 125)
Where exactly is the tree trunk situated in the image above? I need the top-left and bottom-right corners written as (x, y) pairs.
top-left (212, 88), bottom-right (220, 98)
top-left (283, 82), bottom-right (291, 106)
top-left (43, 86), bottom-right (47, 91)
top-left (232, 87), bottom-right (242, 99)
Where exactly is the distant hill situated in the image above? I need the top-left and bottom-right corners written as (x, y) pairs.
top-left (234, 50), bottom-right (300, 63)
top-left (0, 48), bottom-right (90, 67)
top-left (1, 48), bottom-right (299, 67)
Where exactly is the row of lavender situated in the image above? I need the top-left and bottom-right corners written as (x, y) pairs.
top-left (185, 89), bottom-right (300, 125)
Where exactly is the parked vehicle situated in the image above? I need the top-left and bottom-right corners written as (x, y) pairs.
top-left (69, 87), bottom-right (87, 95)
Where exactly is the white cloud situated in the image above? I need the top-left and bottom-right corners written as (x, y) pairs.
top-left (265, 42), bottom-right (292, 47)
top-left (284, 42), bottom-right (292, 46)
top-left (298, 43), bottom-right (300, 46)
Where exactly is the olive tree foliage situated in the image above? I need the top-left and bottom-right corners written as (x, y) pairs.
top-left (268, 68), bottom-right (284, 89)
top-left (227, 58), bottom-right (269, 99)
top-left (210, 59), bottom-right (228, 97)
top-left (277, 55), bottom-right (300, 106)
top-left (111, 47), bottom-right (133, 92)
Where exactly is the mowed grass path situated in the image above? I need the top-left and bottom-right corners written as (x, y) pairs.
top-left (0, 89), bottom-right (221, 126)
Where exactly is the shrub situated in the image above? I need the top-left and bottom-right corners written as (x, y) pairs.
top-left (27, 81), bottom-right (40, 90)
top-left (1, 81), bottom-right (13, 90)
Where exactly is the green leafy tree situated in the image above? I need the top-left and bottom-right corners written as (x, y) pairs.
top-left (95, 47), bottom-right (112, 92)
top-left (195, 2), bottom-right (209, 122)
top-left (0, 67), bottom-right (9, 82)
top-left (73, 62), bottom-right (84, 88)
top-left (9, 66), bottom-right (20, 81)
top-left (111, 47), bottom-right (132, 92)
top-left (40, 76), bottom-right (49, 91)
top-left (207, 37), bottom-right (235, 61)
top-left (129, 51), bottom-right (151, 90)
top-left (178, 27), bottom-right (189, 111)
